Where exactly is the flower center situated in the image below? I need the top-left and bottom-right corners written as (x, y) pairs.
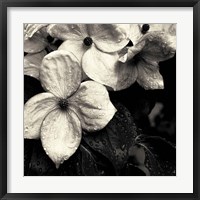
top-left (83, 37), bottom-right (93, 46)
top-left (141, 24), bottom-right (150, 34)
top-left (58, 99), bottom-right (68, 110)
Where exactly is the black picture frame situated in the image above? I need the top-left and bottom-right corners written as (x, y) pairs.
top-left (0, 0), bottom-right (199, 199)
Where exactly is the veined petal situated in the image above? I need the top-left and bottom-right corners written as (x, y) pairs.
top-left (41, 109), bottom-right (82, 168)
top-left (24, 92), bottom-right (58, 139)
top-left (139, 31), bottom-right (176, 62)
top-left (129, 24), bottom-right (142, 44)
top-left (82, 46), bottom-right (137, 91)
top-left (24, 24), bottom-right (48, 39)
top-left (68, 81), bottom-right (117, 132)
top-left (131, 24), bottom-right (176, 43)
top-left (137, 60), bottom-right (164, 90)
top-left (24, 32), bottom-right (48, 53)
top-left (146, 24), bottom-right (176, 36)
top-left (40, 50), bottom-right (82, 98)
top-left (115, 60), bottom-right (138, 90)
top-left (24, 50), bottom-right (47, 80)
top-left (58, 40), bottom-right (88, 62)
top-left (162, 24), bottom-right (176, 36)
top-left (47, 24), bottom-right (87, 41)
top-left (88, 24), bottom-right (130, 53)
top-left (121, 40), bottom-right (146, 63)
top-left (58, 41), bottom-right (88, 80)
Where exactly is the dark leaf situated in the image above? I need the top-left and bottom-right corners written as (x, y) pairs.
top-left (57, 149), bottom-right (83, 176)
top-left (80, 145), bottom-right (102, 176)
top-left (24, 139), bottom-right (34, 175)
top-left (135, 135), bottom-right (176, 175)
top-left (120, 163), bottom-right (147, 176)
top-left (125, 144), bottom-right (150, 176)
top-left (26, 140), bottom-right (57, 176)
top-left (83, 102), bottom-right (138, 174)
top-left (58, 142), bottom-right (115, 176)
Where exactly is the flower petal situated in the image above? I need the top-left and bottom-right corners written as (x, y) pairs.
top-left (137, 60), bottom-right (164, 90)
top-left (88, 24), bottom-right (130, 53)
top-left (82, 46), bottom-right (137, 91)
top-left (58, 40), bottom-right (87, 62)
top-left (116, 60), bottom-right (138, 90)
top-left (24, 24), bottom-right (48, 39)
top-left (138, 31), bottom-right (176, 62)
top-left (146, 24), bottom-right (176, 36)
top-left (129, 24), bottom-right (176, 44)
top-left (40, 50), bottom-right (82, 98)
top-left (129, 24), bottom-right (142, 44)
top-left (41, 109), bottom-right (82, 168)
top-left (58, 41), bottom-right (88, 80)
top-left (24, 32), bottom-right (48, 53)
top-left (24, 50), bottom-right (47, 80)
top-left (47, 24), bottom-right (87, 41)
top-left (24, 92), bottom-right (58, 139)
top-left (120, 40), bottom-right (146, 63)
top-left (68, 81), bottom-right (117, 132)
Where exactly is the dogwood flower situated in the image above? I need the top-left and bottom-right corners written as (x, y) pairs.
top-left (24, 50), bottom-right (47, 80)
top-left (24, 24), bottom-right (49, 53)
top-left (83, 24), bottom-right (176, 91)
top-left (123, 24), bottom-right (176, 90)
top-left (129, 24), bottom-right (176, 45)
top-left (24, 50), bottom-right (116, 168)
top-left (24, 24), bottom-right (62, 80)
top-left (47, 24), bottom-right (131, 81)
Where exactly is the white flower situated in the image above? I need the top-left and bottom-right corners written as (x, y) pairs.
top-left (123, 24), bottom-right (176, 90)
top-left (47, 24), bottom-right (131, 82)
top-left (24, 50), bottom-right (116, 168)
top-left (24, 50), bottom-right (47, 80)
top-left (24, 24), bottom-right (49, 53)
top-left (84, 24), bottom-right (176, 91)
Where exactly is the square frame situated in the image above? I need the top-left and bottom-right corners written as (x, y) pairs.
top-left (0, 0), bottom-right (199, 199)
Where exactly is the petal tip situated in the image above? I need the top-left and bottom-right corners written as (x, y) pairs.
top-left (55, 163), bottom-right (60, 169)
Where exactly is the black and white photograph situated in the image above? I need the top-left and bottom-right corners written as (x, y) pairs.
top-left (24, 23), bottom-right (176, 176)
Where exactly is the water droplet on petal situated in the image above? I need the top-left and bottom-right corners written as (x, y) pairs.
top-left (97, 105), bottom-right (102, 109)
top-left (64, 156), bottom-right (68, 161)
